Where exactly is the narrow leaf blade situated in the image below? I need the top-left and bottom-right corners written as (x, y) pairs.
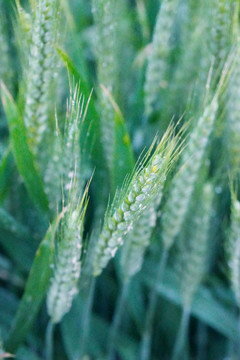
top-left (1, 83), bottom-right (49, 214)
top-left (100, 85), bottom-right (135, 192)
top-left (4, 214), bottom-right (62, 352)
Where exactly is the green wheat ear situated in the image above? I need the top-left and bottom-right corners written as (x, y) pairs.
top-left (92, 126), bottom-right (182, 276)
top-left (226, 187), bottom-right (240, 307)
top-left (178, 183), bottom-right (214, 308)
top-left (92, 0), bottom-right (119, 169)
top-left (120, 156), bottom-right (167, 283)
top-left (44, 84), bottom-right (89, 212)
top-left (0, 13), bottom-right (13, 88)
top-left (23, 0), bottom-right (58, 156)
top-left (161, 95), bottom-right (218, 252)
top-left (47, 179), bottom-right (90, 324)
top-left (144, 0), bottom-right (178, 117)
top-left (210, 0), bottom-right (233, 67)
top-left (226, 7), bottom-right (240, 175)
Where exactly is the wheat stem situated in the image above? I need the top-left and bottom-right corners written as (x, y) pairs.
top-left (45, 321), bottom-right (54, 360)
top-left (171, 306), bottom-right (190, 360)
top-left (140, 248), bottom-right (168, 360)
top-left (79, 277), bottom-right (96, 359)
top-left (196, 322), bottom-right (207, 360)
top-left (107, 281), bottom-right (130, 360)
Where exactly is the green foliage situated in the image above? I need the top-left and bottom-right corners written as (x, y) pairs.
top-left (5, 213), bottom-right (62, 352)
top-left (0, 0), bottom-right (240, 359)
top-left (1, 83), bottom-right (49, 214)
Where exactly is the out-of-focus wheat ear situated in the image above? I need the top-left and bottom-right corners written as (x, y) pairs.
top-left (0, 13), bottom-right (13, 89)
top-left (23, 0), bottom-right (58, 155)
top-left (172, 183), bottom-right (213, 360)
top-left (161, 96), bottom-right (218, 252)
top-left (227, 188), bottom-right (240, 307)
top-left (226, 15), bottom-right (240, 175)
top-left (92, 126), bottom-right (182, 276)
top-left (179, 183), bottom-right (214, 309)
top-left (92, 0), bottom-right (119, 169)
top-left (144, 0), bottom-right (178, 117)
top-left (208, 0), bottom-right (234, 73)
top-left (46, 178), bottom-right (90, 324)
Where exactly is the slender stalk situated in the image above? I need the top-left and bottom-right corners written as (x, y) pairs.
top-left (233, 312), bottom-right (240, 360)
top-left (140, 248), bottom-right (168, 360)
top-left (79, 277), bottom-right (96, 359)
top-left (107, 281), bottom-right (130, 360)
top-left (196, 321), bottom-right (207, 360)
top-left (171, 306), bottom-right (190, 360)
top-left (46, 321), bottom-right (54, 360)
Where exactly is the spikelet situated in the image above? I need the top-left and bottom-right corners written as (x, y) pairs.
top-left (61, 86), bottom-right (86, 197)
top-left (47, 182), bottom-right (89, 324)
top-left (178, 183), bottom-right (213, 308)
top-left (92, 128), bottom-right (180, 276)
top-left (226, 32), bottom-right (240, 174)
top-left (227, 192), bottom-right (240, 307)
top-left (92, 0), bottom-right (118, 168)
top-left (161, 97), bottom-right (218, 251)
top-left (120, 205), bottom-right (157, 283)
top-left (44, 123), bottom-right (63, 211)
top-left (44, 85), bottom-right (86, 211)
top-left (144, 0), bottom-right (178, 117)
top-left (23, 0), bottom-right (58, 154)
top-left (0, 14), bottom-right (13, 88)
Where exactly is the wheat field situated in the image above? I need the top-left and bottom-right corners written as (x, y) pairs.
top-left (0, 0), bottom-right (240, 359)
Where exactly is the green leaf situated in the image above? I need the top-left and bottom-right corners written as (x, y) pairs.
top-left (143, 264), bottom-right (238, 341)
top-left (0, 208), bottom-right (36, 272)
top-left (1, 83), bottom-right (49, 214)
top-left (56, 47), bottom-right (91, 96)
top-left (100, 85), bottom-right (135, 192)
top-left (0, 288), bottom-right (19, 334)
top-left (0, 207), bottom-right (32, 240)
top-left (0, 146), bottom-right (13, 202)
top-left (4, 213), bottom-right (63, 352)
top-left (16, 347), bottom-right (44, 360)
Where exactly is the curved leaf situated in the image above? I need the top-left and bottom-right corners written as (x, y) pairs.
top-left (100, 84), bottom-right (135, 192)
top-left (1, 83), bottom-right (49, 214)
top-left (4, 213), bottom-right (63, 352)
